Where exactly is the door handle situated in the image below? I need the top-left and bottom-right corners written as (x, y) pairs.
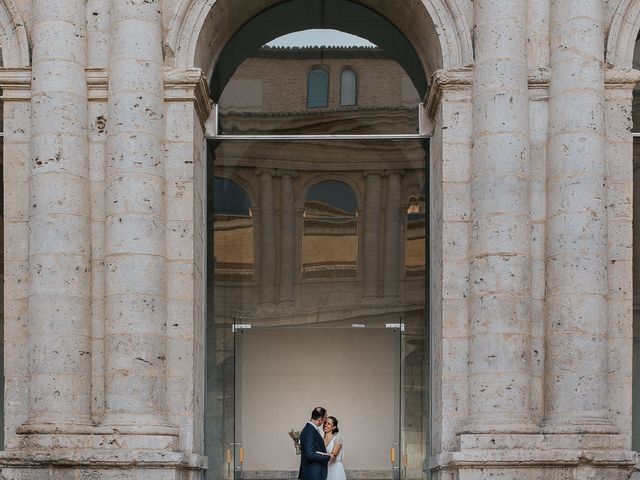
top-left (390, 446), bottom-right (396, 464)
top-left (239, 447), bottom-right (245, 464)
top-left (403, 453), bottom-right (408, 468)
top-left (226, 448), bottom-right (232, 465)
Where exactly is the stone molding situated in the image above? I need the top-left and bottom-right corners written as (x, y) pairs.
top-left (607, 0), bottom-right (640, 68)
top-left (0, 0), bottom-right (29, 67)
top-left (0, 67), bottom-right (212, 121)
top-left (605, 66), bottom-right (640, 89)
top-left (0, 67), bottom-right (30, 100)
top-left (426, 66), bottom-right (640, 118)
top-left (164, 67), bottom-right (212, 126)
top-left (0, 449), bottom-right (207, 470)
top-left (426, 67), bottom-right (472, 117)
top-left (165, 0), bottom-right (473, 76)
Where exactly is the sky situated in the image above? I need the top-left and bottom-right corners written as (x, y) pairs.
top-left (264, 29), bottom-right (377, 48)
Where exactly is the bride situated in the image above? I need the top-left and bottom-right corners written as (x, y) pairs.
top-left (323, 416), bottom-right (346, 480)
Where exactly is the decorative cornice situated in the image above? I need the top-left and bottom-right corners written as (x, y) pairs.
top-left (426, 67), bottom-right (472, 118)
top-left (0, 67), bottom-right (30, 100)
top-left (164, 67), bottom-right (212, 127)
top-left (605, 67), bottom-right (640, 89)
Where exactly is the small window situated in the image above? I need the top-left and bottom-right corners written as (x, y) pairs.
top-left (340, 68), bottom-right (357, 106)
top-left (307, 68), bottom-right (329, 108)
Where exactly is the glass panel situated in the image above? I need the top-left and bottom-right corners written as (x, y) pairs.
top-left (205, 138), bottom-right (428, 479)
top-left (633, 33), bottom-right (640, 451)
top-left (307, 68), bottom-right (329, 108)
top-left (302, 180), bottom-right (357, 278)
top-left (235, 325), bottom-right (401, 479)
top-left (205, 3), bottom-right (430, 477)
top-left (213, 177), bottom-right (254, 282)
top-left (405, 195), bottom-right (426, 277)
top-left (340, 68), bottom-right (357, 106)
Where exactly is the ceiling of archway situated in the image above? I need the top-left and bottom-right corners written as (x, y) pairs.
top-left (207, 0), bottom-right (429, 101)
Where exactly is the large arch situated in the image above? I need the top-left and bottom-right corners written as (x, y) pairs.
top-left (607, 0), bottom-right (640, 68)
top-left (0, 0), bottom-right (29, 67)
top-left (165, 0), bottom-right (473, 85)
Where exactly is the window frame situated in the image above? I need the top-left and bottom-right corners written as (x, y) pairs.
top-left (307, 66), bottom-right (330, 108)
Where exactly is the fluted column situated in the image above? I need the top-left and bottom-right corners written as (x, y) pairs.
top-left (544, 0), bottom-right (612, 431)
top-left (22, 0), bottom-right (92, 431)
top-left (383, 172), bottom-right (402, 298)
top-left (466, 0), bottom-right (534, 432)
top-left (279, 173), bottom-right (295, 306)
top-left (103, 0), bottom-right (172, 431)
top-left (259, 170), bottom-right (276, 308)
top-left (363, 172), bottom-right (382, 300)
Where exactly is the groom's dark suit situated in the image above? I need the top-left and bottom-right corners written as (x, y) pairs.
top-left (298, 422), bottom-right (330, 480)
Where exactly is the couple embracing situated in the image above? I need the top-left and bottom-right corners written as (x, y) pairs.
top-left (298, 406), bottom-right (346, 480)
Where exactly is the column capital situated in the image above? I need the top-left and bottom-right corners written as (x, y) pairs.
top-left (426, 67), bottom-right (472, 118)
top-left (0, 67), bottom-right (31, 100)
top-left (164, 67), bottom-right (212, 127)
top-left (605, 66), bottom-right (640, 90)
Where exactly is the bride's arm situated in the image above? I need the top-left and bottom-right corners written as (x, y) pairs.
top-left (330, 440), bottom-right (342, 461)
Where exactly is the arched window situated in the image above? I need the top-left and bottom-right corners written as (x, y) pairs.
top-left (405, 195), bottom-right (426, 276)
top-left (302, 180), bottom-right (358, 278)
top-left (340, 67), bottom-right (357, 106)
top-left (213, 177), bottom-right (254, 281)
top-left (307, 68), bottom-right (329, 108)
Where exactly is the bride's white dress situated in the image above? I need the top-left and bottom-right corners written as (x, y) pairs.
top-left (325, 434), bottom-right (346, 480)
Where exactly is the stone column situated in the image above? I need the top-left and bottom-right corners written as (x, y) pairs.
top-left (21, 0), bottom-right (92, 431)
top-left (259, 170), bottom-right (276, 308)
top-left (466, 0), bottom-right (534, 432)
top-left (383, 172), bottom-right (402, 298)
top-left (363, 172), bottom-right (382, 300)
top-left (544, 0), bottom-right (612, 432)
top-left (103, 0), bottom-right (172, 432)
top-left (279, 172), bottom-right (295, 306)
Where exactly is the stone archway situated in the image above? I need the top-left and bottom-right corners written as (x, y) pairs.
top-left (165, 0), bottom-right (473, 79)
top-left (607, 0), bottom-right (640, 68)
top-left (0, 0), bottom-right (29, 67)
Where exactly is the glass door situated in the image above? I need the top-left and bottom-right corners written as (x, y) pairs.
top-left (233, 322), bottom-right (403, 479)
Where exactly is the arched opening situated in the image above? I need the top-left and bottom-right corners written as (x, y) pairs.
top-left (200, 1), bottom-right (440, 479)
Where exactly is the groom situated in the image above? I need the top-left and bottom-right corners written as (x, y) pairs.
top-left (298, 406), bottom-right (331, 480)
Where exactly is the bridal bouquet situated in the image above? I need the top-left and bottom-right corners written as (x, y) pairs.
top-left (288, 429), bottom-right (301, 455)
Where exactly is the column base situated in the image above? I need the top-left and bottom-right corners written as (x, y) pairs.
top-left (543, 411), bottom-right (618, 434)
top-left (17, 413), bottom-right (94, 435)
top-left (257, 302), bottom-right (276, 314)
top-left (101, 413), bottom-right (179, 436)
top-left (0, 449), bottom-right (206, 479)
top-left (461, 414), bottom-right (539, 434)
top-left (431, 433), bottom-right (637, 480)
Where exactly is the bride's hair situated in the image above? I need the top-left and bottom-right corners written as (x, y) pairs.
top-left (328, 416), bottom-right (339, 434)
